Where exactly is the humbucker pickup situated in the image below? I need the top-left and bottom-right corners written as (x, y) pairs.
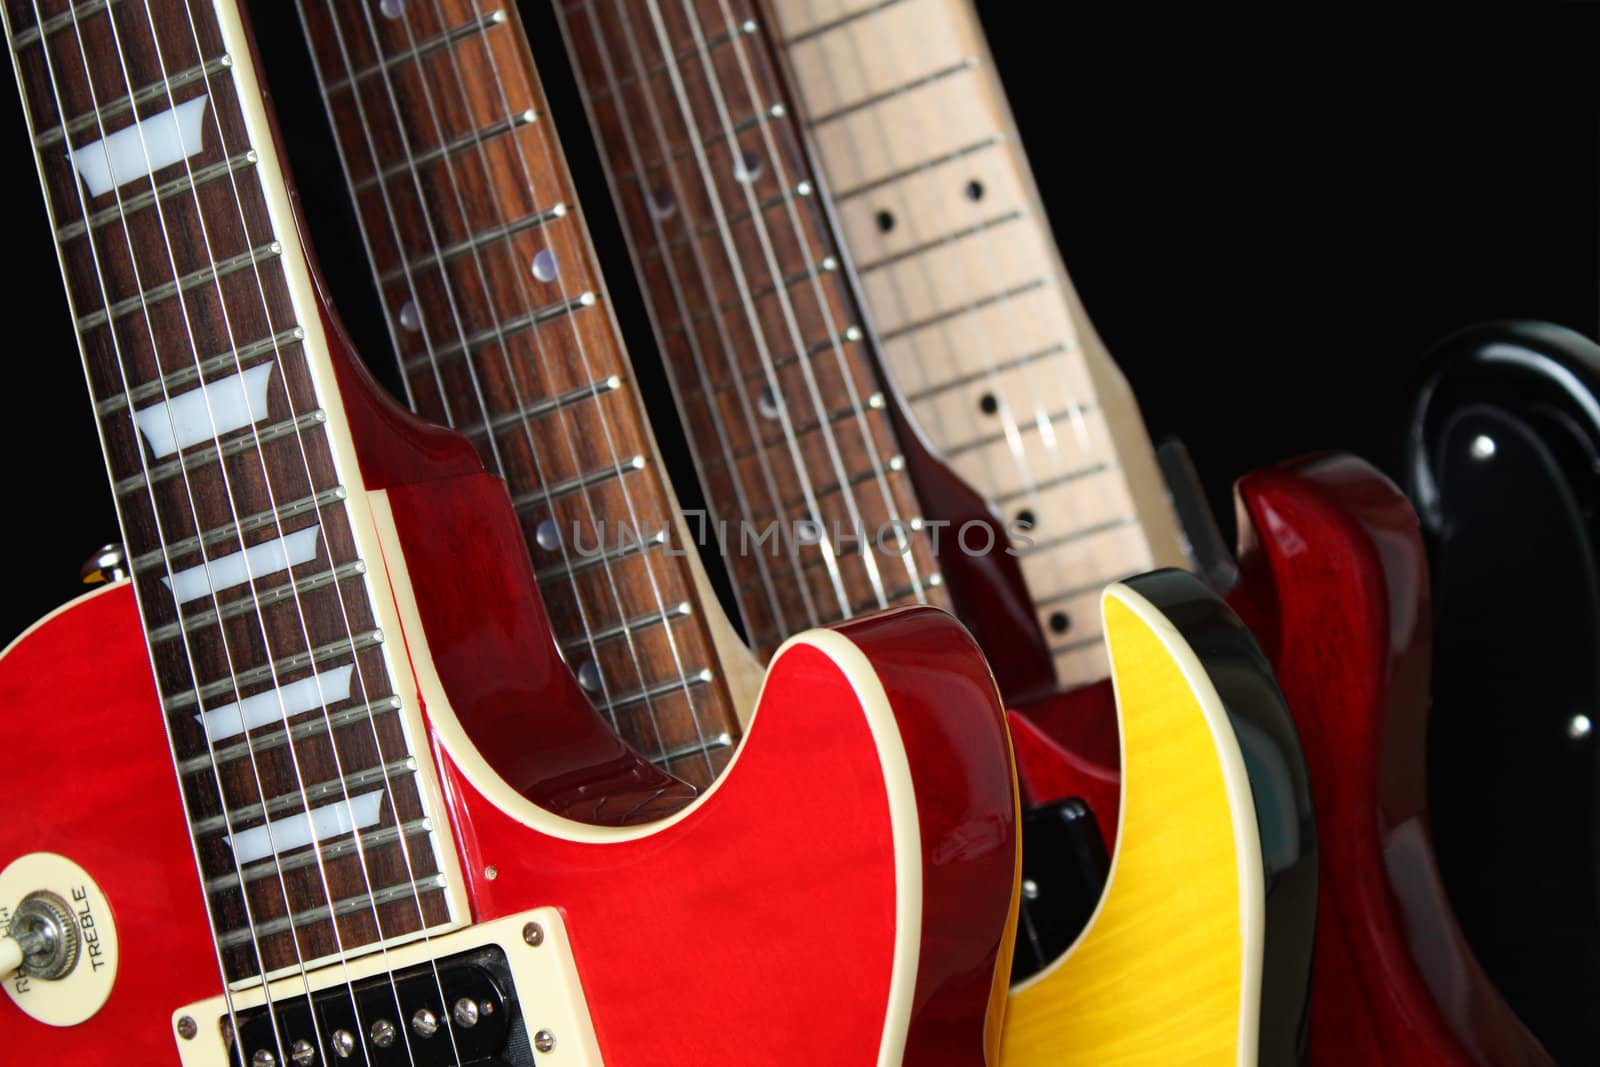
top-left (229, 945), bottom-right (515, 1066)
top-left (175, 908), bottom-right (601, 1066)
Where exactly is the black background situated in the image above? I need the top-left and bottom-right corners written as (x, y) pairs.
top-left (2, 1), bottom-right (1597, 644)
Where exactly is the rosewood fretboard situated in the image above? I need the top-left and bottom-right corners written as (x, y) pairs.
top-left (555, 0), bottom-right (948, 660)
top-left (4, 0), bottom-right (454, 984)
top-left (292, 0), bottom-right (741, 786)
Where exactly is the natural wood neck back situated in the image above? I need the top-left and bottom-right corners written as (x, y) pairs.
top-left (293, 0), bottom-right (743, 786)
top-left (3, 0), bottom-right (457, 983)
top-left (767, 0), bottom-right (1188, 688)
top-left (554, 0), bottom-right (949, 662)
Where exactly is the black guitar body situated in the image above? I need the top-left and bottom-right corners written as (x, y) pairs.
top-left (1405, 320), bottom-right (1600, 1065)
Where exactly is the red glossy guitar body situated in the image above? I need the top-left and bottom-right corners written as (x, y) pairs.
top-left (1, 301), bottom-right (1019, 1066)
top-left (1015, 453), bottom-right (1552, 1065)
top-left (1, 581), bottom-right (1017, 1065)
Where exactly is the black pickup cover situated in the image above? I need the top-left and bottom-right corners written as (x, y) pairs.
top-left (229, 944), bottom-right (535, 1066)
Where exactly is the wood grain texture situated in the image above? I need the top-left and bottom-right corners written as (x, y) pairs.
top-left (4, 0), bottom-right (454, 982)
top-left (764, 0), bottom-right (1189, 689)
top-left (1003, 585), bottom-right (1260, 1065)
top-left (294, 0), bottom-right (744, 789)
top-left (554, 0), bottom-right (950, 659)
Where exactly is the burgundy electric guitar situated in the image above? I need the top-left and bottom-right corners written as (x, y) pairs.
top-left (0, 3), bottom-right (1019, 1065)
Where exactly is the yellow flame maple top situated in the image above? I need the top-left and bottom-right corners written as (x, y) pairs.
top-left (1001, 586), bottom-right (1264, 1065)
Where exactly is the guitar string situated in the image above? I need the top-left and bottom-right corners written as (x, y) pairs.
top-left (582, 0), bottom-right (858, 634)
top-left (147, 3), bottom-right (454, 1053)
top-left (123, 2), bottom-right (452, 1058)
top-left (434, 0), bottom-right (725, 781)
top-left (702, 0), bottom-right (939, 608)
top-left (815, 0), bottom-right (1130, 632)
top-left (554, 0), bottom-right (815, 640)
top-left (788, 0), bottom-right (1146, 659)
top-left (390, 0), bottom-right (718, 780)
top-left (591, 0), bottom-right (948, 645)
top-left (306, 0), bottom-right (698, 783)
top-left (630, 0), bottom-right (912, 625)
top-left (91, 1), bottom-right (449, 1056)
top-left (572, 0), bottom-right (888, 643)
top-left (26, 4), bottom-right (330, 1060)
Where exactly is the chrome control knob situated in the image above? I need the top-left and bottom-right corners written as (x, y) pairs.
top-left (1, 891), bottom-right (80, 981)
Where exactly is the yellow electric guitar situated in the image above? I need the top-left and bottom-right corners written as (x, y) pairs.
top-left (1012, 570), bottom-right (1319, 1065)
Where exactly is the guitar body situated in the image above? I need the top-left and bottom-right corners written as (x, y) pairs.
top-left (1232, 453), bottom-right (1552, 1065)
top-left (1405, 321), bottom-right (1600, 1065)
top-left (0, 573), bottom-right (1018, 1065)
top-left (1003, 571), bottom-right (1316, 1065)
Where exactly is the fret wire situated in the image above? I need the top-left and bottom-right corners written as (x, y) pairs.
top-left (55, 146), bottom-right (260, 241)
top-left (8, 0), bottom-right (121, 50)
top-left (942, 402), bottom-right (1096, 460)
top-left (188, 757), bottom-right (417, 837)
top-left (781, 0), bottom-right (1158, 688)
top-left (208, 817), bottom-right (431, 895)
top-left (322, 6), bottom-right (508, 92)
top-left (35, 0), bottom-right (354, 1014)
top-left (36, 49), bottom-right (231, 146)
top-left (74, 240), bottom-right (282, 331)
top-left (130, 486), bottom-right (348, 571)
top-left (878, 277), bottom-right (1049, 342)
top-left (215, 873), bottom-right (448, 950)
top-left (804, 54), bottom-right (976, 128)
top-left (9, 0), bottom-right (293, 1011)
top-left (584, 14), bottom-right (755, 102)
top-left (830, 132), bottom-right (1002, 202)
top-left (398, 289), bottom-right (597, 371)
top-left (710, 0), bottom-right (947, 623)
top-left (356, 0), bottom-right (676, 768)
top-left (561, 600), bottom-right (693, 654)
top-left (853, 208), bottom-right (1024, 274)
top-left (902, 341), bottom-right (1068, 403)
top-left (305, 0), bottom-right (731, 781)
top-left (354, 105), bottom-right (536, 191)
top-left (165, 629), bottom-right (386, 713)
top-left (781, 0), bottom-right (911, 46)
top-left (180, 695), bottom-right (404, 776)
top-left (146, 0), bottom-right (446, 1001)
top-left (454, 373), bottom-right (623, 442)
top-left (572, 0), bottom-right (851, 633)
top-left (113, 409), bottom-right (329, 495)
top-left (640, 180), bottom-right (813, 262)
top-left (566, 2), bottom-right (835, 635)
top-left (146, 561), bottom-right (370, 645)
top-left (12, 0), bottom-right (394, 1033)
top-left (96, 324), bottom-right (303, 414)
top-left (378, 199), bottom-right (568, 282)
top-left (788, 16), bottom-right (1066, 547)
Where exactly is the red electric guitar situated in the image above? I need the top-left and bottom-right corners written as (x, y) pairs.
top-left (0, 2), bottom-right (1019, 1064)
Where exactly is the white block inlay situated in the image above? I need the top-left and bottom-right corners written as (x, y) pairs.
top-left (133, 362), bottom-right (275, 458)
top-left (196, 664), bottom-right (356, 742)
top-left (224, 790), bottom-right (385, 866)
top-left (161, 526), bottom-right (321, 604)
top-left (69, 95), bottom-right (210, 197)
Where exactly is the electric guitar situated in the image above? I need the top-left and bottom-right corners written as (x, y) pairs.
top-left (732, 1), bottom-right (1557, 1063)
top-left (0, 1), bottom-right (1020, 1063)
top-left (1406, 320), bottom-right (1600, 1065)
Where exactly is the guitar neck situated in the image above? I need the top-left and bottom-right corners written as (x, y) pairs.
top-left (767, 0), bottom-right (1188, 688)
top-left (554, 0), bottom-right (950, 662)
top-left (3, 0), bottom-right (461, 984)
top-left (290, 0), bottom-right (743, 786)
